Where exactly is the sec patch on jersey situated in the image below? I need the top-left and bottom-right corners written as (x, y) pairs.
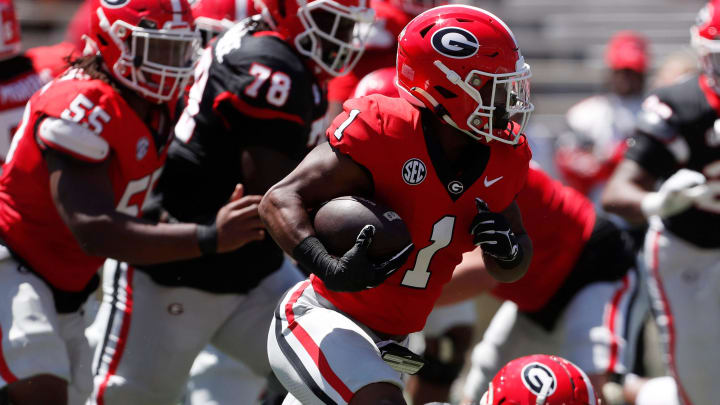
top-left (313, 196), bottom-right (411, 262)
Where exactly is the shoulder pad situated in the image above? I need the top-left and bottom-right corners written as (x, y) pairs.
top-left (329, 96), bottom-right (381, 142)
top-left (636, 95), bottom-right (677, 141)
top-left (635, 95), bottom-right (690, 163)
top-left (38, 117), bottom-right (109, 162)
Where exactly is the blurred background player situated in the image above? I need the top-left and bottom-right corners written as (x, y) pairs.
top-left (602, 1), bottom-right (720, 404)
top-left (440, 165), bottom-right (645, 405)
top-left (325, 0), bottom-right (438, 122)
top-left (554, 30), bottom-right (649, 207)
top-left (86, 0), bottom-right (374, 404)
top-left (0, 0), bottom-right (271, 403)
top-left (0, 0), bottom-right (77, 163)
top-left (479, 354), bottom-right (600, 405)
top-left (262, 5), bottom-right (534, 404)
top-left (64, 0), bottom-right (260, 52)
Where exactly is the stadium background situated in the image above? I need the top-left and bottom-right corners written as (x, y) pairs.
top-left (11, 0), bottom-right (707, 402)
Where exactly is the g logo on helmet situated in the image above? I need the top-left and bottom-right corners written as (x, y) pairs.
top-left (521, 362), bottom-right (557, 397)
top-left (431, 27), bottom-right (479, 59)
top-left (101, 0), bottom-right (130, 8)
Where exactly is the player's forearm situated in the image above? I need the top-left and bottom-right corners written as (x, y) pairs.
top-left (436, 248), bottom-right (498, 306)
top-left (69, 213), bottom-right (205, 263)
top-left (602, 159), bottom-right (657, 225)
top-left (601, 178), bottom-right (649, 225)
top-left (484, 233), bottom-right (532, 283)
top-left (259, 186), bottom-right (316, 255)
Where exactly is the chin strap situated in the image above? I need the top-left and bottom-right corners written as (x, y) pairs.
top-left (408, 60), bottom-right (496, 143)
top-left (409, 86), bottom-right (491, 143)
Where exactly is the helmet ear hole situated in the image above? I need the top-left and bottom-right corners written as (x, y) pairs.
top-left (277, 0), bottom-right (286, 18)
top-left (433, 85), bottom-right (457, 99)
top-left (419, 23), bottom-right (434, 38)
top-left (97, 34), bottom-right (109, 46)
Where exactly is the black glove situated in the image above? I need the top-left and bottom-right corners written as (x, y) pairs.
top-left (469, 198), bottom-right (522, 268)
top-left (293, 225), bottom-right (413, 292)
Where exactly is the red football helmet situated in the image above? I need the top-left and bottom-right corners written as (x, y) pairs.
top-left (692, 0), bottom-right (720, 91)
top-left (254, 0), bottom-right (374, 77)
top-left (191, 0), bottom-right (258, 45)
top-left (0, 0), bottom-right (21, 61)
top-left (396, 5), bottom-right (533, 144)
top-left (480, 355), bottom-right (598, 405)
top-left (353, 66), bottom-right (398, 97)
top-left (87, 0), bottom-right (201, 103)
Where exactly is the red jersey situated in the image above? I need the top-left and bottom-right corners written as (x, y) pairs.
top-left (491, 165), bottom-right (596, 311)
top-left (0, 42), bottom-right (77, 162)
top-left (0, 68), bottom-right (169, 292)
top-left (321, 95), bottom-right (531, 335)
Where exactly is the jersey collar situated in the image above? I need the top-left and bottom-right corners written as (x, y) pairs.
top-left (420, 109), bottom-right (490, 202)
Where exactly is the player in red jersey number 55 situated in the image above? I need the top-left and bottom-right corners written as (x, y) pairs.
top-left (0, 0), bottom-right (266, 404)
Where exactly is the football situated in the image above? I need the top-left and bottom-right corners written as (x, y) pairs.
top-left (313, 196), bottom-right (412, 262)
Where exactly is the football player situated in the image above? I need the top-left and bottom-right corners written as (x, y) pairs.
top-left (429, 165), bottom-right (645, 405)
top-left (0, 0), bottom-right (78, 163)
top-left (602, 1), bottom-right (720, 404)
top-left (349, 66), bottom-right (477, 405)
top-left (479, 354), bottom-right (600, 405)
top-left (0, 0), bottom-right (269, 403)
top-left (86, 0), bottom-right (374, 404)
top-left (554, 31), bottom-right (649, 201)
top-left (260, 5), bottom-right (534, 404)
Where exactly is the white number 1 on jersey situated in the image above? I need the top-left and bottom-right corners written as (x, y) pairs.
top-left (401, 216), bottom-right (455, 289)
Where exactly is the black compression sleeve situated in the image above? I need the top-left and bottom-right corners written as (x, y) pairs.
top-left (292, 236), bottom-right (365, 292)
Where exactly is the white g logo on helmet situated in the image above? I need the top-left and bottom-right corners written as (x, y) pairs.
top-left (101, 0), bottom-right (130, 8)
top-left (521, 362), bottom-right (557, 397)
top-left (431, 27), bottom-right (479, 59)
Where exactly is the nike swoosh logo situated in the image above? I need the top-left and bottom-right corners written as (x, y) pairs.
top-left (484, 176), bottom-right (503, 187)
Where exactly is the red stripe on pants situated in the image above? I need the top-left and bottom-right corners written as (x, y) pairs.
top-left (606, 274), bottom-right (630, 373)
top-left (650, 230), bottom-right (692, 405)
top-left (285, 281), bottom-right (354, 403)
top-left (96, 266), bottom-right (135, 405)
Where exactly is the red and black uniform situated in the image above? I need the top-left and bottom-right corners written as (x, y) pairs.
top-left (142, 18), bottom-right (327, 293)
top-left (627, 74), bottom-right (720, 248)
top-left (492, 166), bottom-right (636, 330)
top-left (0, 67), bottom-right (171, 304)
top-left (323, 94), bottom-right (531, 335)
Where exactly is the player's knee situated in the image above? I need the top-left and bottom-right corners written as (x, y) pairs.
top-left (349, 382), bottom-right (406, 405)
top-left (6, 374), bottom-right (68, 405)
